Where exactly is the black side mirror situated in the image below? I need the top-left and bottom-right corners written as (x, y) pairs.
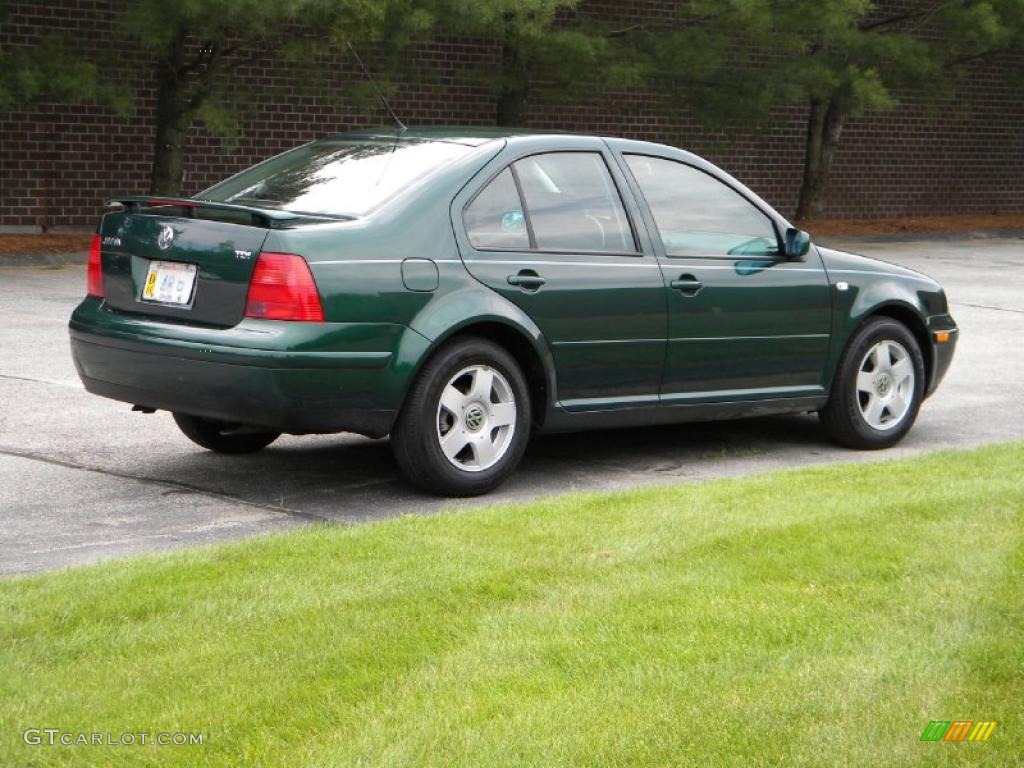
top-left (784, 228), bottom-right (811, 259)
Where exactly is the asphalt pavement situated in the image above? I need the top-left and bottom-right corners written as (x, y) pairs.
top-left (1, 234), bottom-right (1021, 575)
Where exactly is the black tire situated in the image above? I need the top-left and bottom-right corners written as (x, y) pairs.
top-left (819, 317), bottom-right (926, 449)
top-left (391, 336), bottom-right (532, 496)
top-left (172, 413), bottom-right (280, 454)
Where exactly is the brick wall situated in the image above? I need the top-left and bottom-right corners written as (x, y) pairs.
top-left (1, 0), bottom-right (1022, 230)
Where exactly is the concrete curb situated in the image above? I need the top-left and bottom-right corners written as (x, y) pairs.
top-left (0, 251), bottom-right (88, 267)
top-left (814, 229), bottom-right (1024, 245)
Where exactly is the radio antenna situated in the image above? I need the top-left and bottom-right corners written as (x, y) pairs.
top-left (346, 41), bottom-right (406, 133)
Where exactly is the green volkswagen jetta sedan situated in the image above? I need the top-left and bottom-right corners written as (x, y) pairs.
top-left (70, 128), bottom-right (958, 496)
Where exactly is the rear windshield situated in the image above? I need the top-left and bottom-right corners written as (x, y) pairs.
top-left (201, 138), bottom-right (474, 217)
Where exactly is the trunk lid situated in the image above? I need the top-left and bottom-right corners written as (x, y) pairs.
top-left (98, 209), bottom-right (270, 327)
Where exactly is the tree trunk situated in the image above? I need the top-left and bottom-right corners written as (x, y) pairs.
top-left (149, 28), bottom-right (205, 196)
top-left (795, 96), bottom-right (846, 220)
top-left (150, 103), bottom-right (192, 195)
top-left (496, 86), bottom-right (527, 126)
top-left (495, 41), bottom-right (527, 126)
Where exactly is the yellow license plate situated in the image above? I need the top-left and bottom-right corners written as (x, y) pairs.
top-left (141, 261), bottom-right (197, 305)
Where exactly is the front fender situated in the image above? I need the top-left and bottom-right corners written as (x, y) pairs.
top-left (824, 267), bottom-right (949, 392)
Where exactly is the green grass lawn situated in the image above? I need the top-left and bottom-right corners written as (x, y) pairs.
top-left (1, 443), bottom-right (1021, 767)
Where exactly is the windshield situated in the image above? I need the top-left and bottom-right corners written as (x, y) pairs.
top-left (201, 138), bottom-right (474, 217)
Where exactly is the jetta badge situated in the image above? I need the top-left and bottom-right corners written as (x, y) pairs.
top-left (157, 225), bottom-right (174, 250)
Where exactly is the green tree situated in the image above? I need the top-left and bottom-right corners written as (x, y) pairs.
top-left (116, 0), bottom-right (432, 195)
top-left (436, 0), bottom-right (639, 126)
top-left (769, 0), bottom-right (1024, 219)
top-left (0, 1), bottom-right (126, 113)
top-left (617, 1), bottom-right (781, 129)
top-left (619, 0), bottom-right (1022, 220)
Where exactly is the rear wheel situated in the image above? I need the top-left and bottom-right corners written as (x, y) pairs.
top-left (391, 337), bottom-right (531, 496)
top-left (819, 317), bottom-right (925, 449)
top-left (172, 413), bottom-right (280, 454)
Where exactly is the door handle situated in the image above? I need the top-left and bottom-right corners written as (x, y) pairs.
top-left (669, 274), bottom-right (703, 296)
top-left (507, 270), bottom-right (546, 290)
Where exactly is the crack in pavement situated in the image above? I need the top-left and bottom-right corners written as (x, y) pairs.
top-left (0, 446), bottom-right (332, 523)
top-left (0, 372), bottom-right (79, 388)
top-left (27, 522), bottom-right (286, 556)
top-left (951, 301), bottom-right (1024, 315)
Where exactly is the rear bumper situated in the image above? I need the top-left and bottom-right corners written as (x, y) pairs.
top-left (69, 298), bottom-right (431, 437)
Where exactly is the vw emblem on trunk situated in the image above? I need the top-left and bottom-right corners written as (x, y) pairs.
top-left (157, 225), bottom-right (174, 250)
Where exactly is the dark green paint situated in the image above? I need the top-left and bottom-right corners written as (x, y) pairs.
top-left (450, 136), bottom-right (668, 407)
top-left (401, 259), bottom-right (440, 292)
top-left (101, 213), bottom-right (267, 327)
top-left (815, 245), bottom-right (956, 396)
top-left (647, 254), bottom-right (831, 399)
top-left (604, 138), bottom-right (830, 402)
top-left (69, 127), bottom-right (957, 438)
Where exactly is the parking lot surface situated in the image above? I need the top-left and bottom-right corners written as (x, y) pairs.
top-left (1, 234), bottom-right (1021, 574)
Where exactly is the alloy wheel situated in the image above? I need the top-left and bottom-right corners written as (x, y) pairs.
top-left (435, 365), bottom-right (517, 471)
top-left (856, 339), bottom-right (915, 431)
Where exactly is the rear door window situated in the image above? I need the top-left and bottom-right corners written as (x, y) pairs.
top-left (464, 168), bottom-right (530, 249)
top-left (513, 153), bottom-right (636, 254)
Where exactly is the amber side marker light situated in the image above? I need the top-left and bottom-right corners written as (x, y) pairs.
top-left (934, 331), bottom-right (951, 343)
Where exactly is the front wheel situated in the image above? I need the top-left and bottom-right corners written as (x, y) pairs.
top-left (819, 317), bottom-right (926, 449)
top-left (172, 413), bottom-right (280, 454)
top-left (390, 337), bottom-right (532, 496)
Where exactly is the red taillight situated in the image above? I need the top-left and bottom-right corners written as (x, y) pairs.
top-left (87, 234), bottom-right (104, 298)
top-left (244, 252), bottom-right (324, 322)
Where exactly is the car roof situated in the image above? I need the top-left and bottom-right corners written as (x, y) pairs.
top-left (324, 126), bottom-right (547, 146)
top-left (316, 126), bottom-right (785, 222)
top-left (324, 125), bottom-right (673, 153)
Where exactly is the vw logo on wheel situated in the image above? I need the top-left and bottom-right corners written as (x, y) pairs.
top-left (464, 404), bottom-right (485, 432)
top-left (157, 224), bottom-right (174, 250)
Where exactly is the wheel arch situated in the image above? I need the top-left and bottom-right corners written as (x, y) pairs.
top-left (433, 321), bottom-right (551, 426)
top-left (405, 291), bottom-right (558, 427)
top-left (855, 300), bottom-right (934, 392)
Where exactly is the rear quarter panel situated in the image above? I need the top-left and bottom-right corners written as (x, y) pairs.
top-left (263, 139), bottom-right (557, 409)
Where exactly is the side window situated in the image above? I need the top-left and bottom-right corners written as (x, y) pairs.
top-left (514, 152), bottom-right (636, 253)
top-left (464, 168), bottom-right (530, 250)
top-left (625, 155), bottom-right (779, 258)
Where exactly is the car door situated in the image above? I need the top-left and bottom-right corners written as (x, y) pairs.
top-left (453, 145), bottom-right (667, 409)
top-left (618, 151), bottom-right (832, 402)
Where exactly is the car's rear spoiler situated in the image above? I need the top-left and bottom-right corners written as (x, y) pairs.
top-left (106, 195), bottom-right (341, 228)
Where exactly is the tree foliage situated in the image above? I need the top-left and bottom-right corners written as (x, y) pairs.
top-left (433, 0), bottom-right (640, 125)
top-left (2, 0), bottom-right (1022, 211)
top-left (611, 0), bottom-right (1022, 218)
top-left (618, 0), bottom-right (780, 127)
top-left (755, 0), bottom-right (1024, 218)
top-left (115, 0), bottom-right (436, 194)
top-left (0, 1), bottom-right (127, 113)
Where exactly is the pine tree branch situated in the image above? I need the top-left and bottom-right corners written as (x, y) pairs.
top-left (605, 13), bottom-right (724, 39)
top-left (857, 0), bottom-right (970, 34)
top-left (858, 11), bottom-right (926, 32)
